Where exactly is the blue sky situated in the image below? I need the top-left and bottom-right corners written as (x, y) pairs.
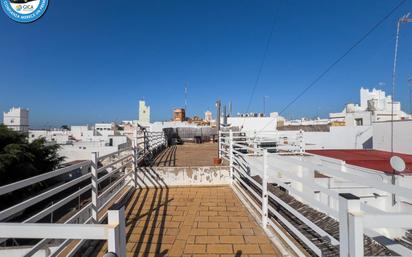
top-left (0, 0), bottom-right (411, 127)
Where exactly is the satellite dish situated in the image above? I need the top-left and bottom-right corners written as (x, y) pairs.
top-left (390, 156), bottom-right (406, 173)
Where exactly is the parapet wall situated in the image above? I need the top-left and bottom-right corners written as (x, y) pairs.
top-left (137, 166), bottom-right (230, 187)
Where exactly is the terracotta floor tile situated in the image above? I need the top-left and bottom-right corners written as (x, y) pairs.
top-left (206, 244), bottom-right (233, 254)
top-left (93, 186), bottom-right (280, 257)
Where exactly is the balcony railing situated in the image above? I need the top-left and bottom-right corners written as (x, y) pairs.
top-left (0, 131), bottom-right (167, 257)
top-left (219, 130), bottom-right (412, 257)
top-left (3, 128), bottom-right (412, 257)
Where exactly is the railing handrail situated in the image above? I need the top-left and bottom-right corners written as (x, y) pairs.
top-left (0, 160), bottom-right (91, 196)
top-left (98, 146), bottom-right (133, 161)
top-left (219, 130), bottom-right (412, 257)
top-left (0, 130), bottom-right (168, 257)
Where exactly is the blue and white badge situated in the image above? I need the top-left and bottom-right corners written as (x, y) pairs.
top-left (1, 0), bottom-right (48, 23)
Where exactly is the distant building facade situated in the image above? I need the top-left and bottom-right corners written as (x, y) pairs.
top-left (29, 122), bottom-right (129, 162)
top-left (173, 108), bottom-right (186, 121)
top-left (138, 100), bottom-right (150, 123)
top-left (3, 107), bottom-right (29, 133)
top-left (204, 110), bottom-right (212, 122)
top-left (330, 87), bottom-right (411, 127)
top-left (71, 125), bottom-right (95, 140)
top-left (95, 123), bottom-right (118, 136)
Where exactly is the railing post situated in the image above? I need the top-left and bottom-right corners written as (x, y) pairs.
top-left (91, 152), bottom-right (99, 223)
top-left (339, 193), bottom-right (361, 257)
top-left (132, 140), bottom-right (138, 189)
top-left (229, 130), bottom-right (234, 184)
top-left (253, 131), bottom-right (258, 156)
top-left (348, 212), bottom-right (364, 257)
top-left (218, 131), bottom-right (222, 158)
top-left (298, 129), bottom-right (304, 154)
top-left (143, 131), bottom-right (147, 156)
top-left (163, 131), bottom-right (167, 148)
top-left (107, 206), bottom-right (126, 257)
top-left (262, 149), bottom-right (269, 230)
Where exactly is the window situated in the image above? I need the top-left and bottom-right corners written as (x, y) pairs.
top-left (355, 118), bottom-right (363, 126)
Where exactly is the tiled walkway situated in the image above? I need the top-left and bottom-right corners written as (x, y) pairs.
top-left (152, 143), bottom-right (219, 167)
top-left (96, 186), bottom-right (280, 257)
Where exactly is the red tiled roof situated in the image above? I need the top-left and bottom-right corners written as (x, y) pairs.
top-left (307, 149), bottom-right (412, 175)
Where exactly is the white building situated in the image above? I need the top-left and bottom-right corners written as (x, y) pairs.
top-left (138, 100), bottom-right (150, 124)
top-left (95, 123), bottom-right (118, 137)
top-left (59, 136), bottom-right (128, 162)
top-left (283, 117), bottom-right (330, 126)
top-left (71, 125), bottom-right (95, 140)
top-left (3, 107), bottom-right (29, 133)
top-left (204, 110), bottom-right (212, 122)
top-left (373, 120), bottom-right (412, 155)
top-left (226, 116), bottom-right (277, 136)
top-left (278, 126), bottom-right (373, 150)
top-left (149, 121), bottom-right (199, 132)
top-left (330, 87), bottom-right (411, 126)
top-left (28, 122), bottom-right (129, 162)
top-left (29, 129), bottom-right (70, 144)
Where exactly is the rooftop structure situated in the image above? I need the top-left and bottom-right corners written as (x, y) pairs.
top-left (71, 125), bottom-right (95, 140)
top-left (307, 149), bottom-right (412, 174)
top-left (173, 108), bottom-right (186, 121)
top-left (373, 120), bottom-right (412, 155)
top-left (152, 142), bottom-right (218, 167)
top-left (225, 116), bottom-right (277, 137)
top-left (95, 123), bottom-right (118, 136)
top-left (138, 100), bottom-right (150, 124)
top-left (204, 110), bottom-right (212, 122)
top-left (330, 87), bottom-right (412, 126)
top-left (29, 123), bottom-right (130, 162)
top-left (2, 107), bottom-right (29, 133)
top-left (29, 129), bottom-right (71, 144)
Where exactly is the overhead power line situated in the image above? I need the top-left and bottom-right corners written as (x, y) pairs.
top-left (259, 0), bottom-right (408, 131)
top-left (240, 1), bottom-right (282, 127)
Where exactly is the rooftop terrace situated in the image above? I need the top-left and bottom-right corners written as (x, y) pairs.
top-left (152, 143), bottom-right (219, 167)
top-left (2, 130), bottom-right (412, 257)
top-left (93, 186), bottom-right (280, 257)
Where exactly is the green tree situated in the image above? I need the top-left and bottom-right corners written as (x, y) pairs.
top-left (0, 125), bottom-right (64, 186)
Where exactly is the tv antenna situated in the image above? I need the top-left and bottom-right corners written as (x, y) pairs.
top-left (184, 83), bottom-right (188, 112)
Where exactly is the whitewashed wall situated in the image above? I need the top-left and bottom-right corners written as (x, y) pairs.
top-left (137, 166), bottom-right (230, 187)
top-left (373, 120), bottom-right (412, 155)
top-left (59, 142), bottom-right (120, 162)
top-left (227, 117), bottom-right (277, 136)
top-left (280, 126), bottom-right (373, 150)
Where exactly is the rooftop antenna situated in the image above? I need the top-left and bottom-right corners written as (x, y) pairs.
top-left (263, 96), bottom-right (269, 117)
top-left (390, 13), bottom-right (411, 206)
top-left (408, 78), bottom-right (412, 115)
top-left (184, 83), bottom-right (188, 112)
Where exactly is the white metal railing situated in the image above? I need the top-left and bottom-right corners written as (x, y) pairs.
top-left (0, 131), bottom-right (167, 257)
top-left (219, 130), bottom-right (304, 157)
top-left (220, 130), bottom-right (412, 257)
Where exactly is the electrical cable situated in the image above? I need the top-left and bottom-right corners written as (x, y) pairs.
top-left (258, 0), bottom-right (407, 132)
top-left (240, 1), bottom-right (282, 127)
